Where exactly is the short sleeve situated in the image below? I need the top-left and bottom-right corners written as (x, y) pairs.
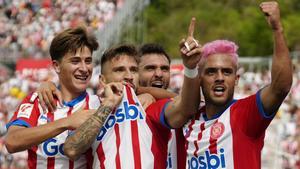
top-left (6, 93), bottom-right (41, 129)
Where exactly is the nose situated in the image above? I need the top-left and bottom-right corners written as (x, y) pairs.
top-left (154, 68), bottom-right (163, 78)
top-left (79, 62), bottom-right (89, 73)
top-left (215, 70), bottom-right (224, 83)
top-left (124, 69), bottom-right (133, 82)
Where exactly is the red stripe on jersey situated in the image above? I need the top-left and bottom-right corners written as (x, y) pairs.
top-left (193, 122), bottom-right (205, 157)
top-left (126, 86), bottom-right (142, 169)
top-left (47, 157), bottom-right (55, 169)
top-left (176, 129), bottom-right (186, 169)
top-left (145, 116), bottom-right (169, 169)
top-left (85, 95), bottom-right (90, 109)
top-left (97, 143), bottom-right (106, 169)
top-left (47, 110), bottom-right (54, 122)
top-left (28, 147), bottom-right (38, 169)
top-left (185, 119), bottom-right (195, 150)
top-left (115, 124), bottom-right (121, 169)
top-left (185, 119), bottom-right (195, 139)
top-left (85, 148), bottom-right (93, 169)
top-left (69, 161), bottom-right (74, 169)
top-left (195, 111), bottom-right (201, 120)
top-left (67, 107), bottom-right (73, 116)
top-left (209, 120), bottom-right (218, 154)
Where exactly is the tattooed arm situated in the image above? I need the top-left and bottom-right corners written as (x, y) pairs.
top-left (64, 104), bottom-right (113, 160)
top-left (64, 82), bottom-right (123, 160)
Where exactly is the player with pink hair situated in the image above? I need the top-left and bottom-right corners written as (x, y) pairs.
top-left (201, 39), bottom-right (239, 64)
top-left (183, 2), bottom-right (293, 169)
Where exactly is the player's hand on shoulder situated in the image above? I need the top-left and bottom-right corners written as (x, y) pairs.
top-left (37, 81), bottom-right (62, 113)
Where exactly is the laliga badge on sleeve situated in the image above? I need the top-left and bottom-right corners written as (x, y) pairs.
top-left (17, 103), bottom-right (34, 119)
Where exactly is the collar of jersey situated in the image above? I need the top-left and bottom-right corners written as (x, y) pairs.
top-left (63, 92), bottom-right (87, 107)
top-left (202, 99), bottom-right (237, 121)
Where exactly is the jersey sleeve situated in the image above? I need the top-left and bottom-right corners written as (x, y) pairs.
top-left (231, 90), bottom-right (276, 138)
top-left (145, 98), bottom-right (171, 128)
top-left (6, 93), bottom-right (41, 129)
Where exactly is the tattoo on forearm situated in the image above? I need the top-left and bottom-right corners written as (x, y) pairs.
top-left (64, 105), bottom-right (113, 157)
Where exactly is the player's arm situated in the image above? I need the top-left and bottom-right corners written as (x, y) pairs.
top-left (259, 2), bottom-right (292, 115)
top-left (5, 95), bottom-right (94, 153)
top-left (136, 86), bottom-right (177, 110)
top-left (137, 86), bottom-right (177, 99)
top-left (164, 17), bottom-right (201, 128)
top-left (5, 117), bottom-right (77, 153)
top-left (64, 82), bottom-right (123, 161)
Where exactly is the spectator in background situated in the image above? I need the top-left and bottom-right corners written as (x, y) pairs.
top-left (0, 0), bottom-right (120, 59)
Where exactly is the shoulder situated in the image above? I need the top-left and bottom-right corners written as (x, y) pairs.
top-left (146, 98), bottom-right (171, 111)
top-left (231, 93), bottom-right (257, 110)
top-left (17, 92), bottom-right (40, 113)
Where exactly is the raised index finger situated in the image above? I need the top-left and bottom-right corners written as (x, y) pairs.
top-left (188, 17), bottom-right (196, 37)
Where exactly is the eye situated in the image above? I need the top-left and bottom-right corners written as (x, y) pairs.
top-left (114, 67), bottom-right (125, 72)
top-left (205, 68), bottom-right (216, 75)
top-left (223, 68), bottom-right (233, 76)
top-left (85, 58), bottom-right (93, 64)
top-left (161, 66), bottom-right (170, 72)
top-left (131, 67), bottom-right (138, 73)
top-left (144, 65), bottom-right (156, 71)
top-left (70, 59), bottom-right (80, 64)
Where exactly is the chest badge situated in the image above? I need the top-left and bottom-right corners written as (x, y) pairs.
top-left (210, 122), bottom-right (225, 139)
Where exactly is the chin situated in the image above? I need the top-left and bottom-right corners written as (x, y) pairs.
top-left (210, 97), bottom-right (227, 105)
top-left (74, 84), bottom-right (88, 92)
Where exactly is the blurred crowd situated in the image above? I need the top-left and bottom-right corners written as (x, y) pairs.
top-left (0, 0), bottom-right (299, 168)
top-left (0, 0), bottom-right (123, 60)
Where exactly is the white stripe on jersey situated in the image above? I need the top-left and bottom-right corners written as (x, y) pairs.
top-left (137, 113), bottom-right (154, 169)
top-left (166, 130), bottom-right (177, 169)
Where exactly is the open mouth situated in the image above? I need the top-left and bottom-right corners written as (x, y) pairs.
top-left (74, 75), bottom-right (89, 81)
top-left (151, 81), bottom-right (164, 88)
top-left (213, 86), bottom-right (225, 96)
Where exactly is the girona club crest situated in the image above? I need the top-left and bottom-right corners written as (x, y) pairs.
top-left (210, 122), bottom-right (225, 140)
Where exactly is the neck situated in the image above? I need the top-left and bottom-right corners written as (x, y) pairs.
top-left (59, 85), bottom-right (85, 102)
top-left (204, 100), bottom-right (234, 119)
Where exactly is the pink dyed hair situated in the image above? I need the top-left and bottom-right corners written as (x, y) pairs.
top-left (201, 40), bottom-right (239, 64)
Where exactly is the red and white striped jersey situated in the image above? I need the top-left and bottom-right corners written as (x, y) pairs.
top-left (91, 85), bottom-right (172, 169)
top-left (183, 92), bottom-right (276, 169)
top-left (166, 129), bottom-right (186, 169)
top-left (6, 92), bottom-right (100, 169)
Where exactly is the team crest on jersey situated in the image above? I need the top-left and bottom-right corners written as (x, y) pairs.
top-left (17, 103), bottom-right (34, 119)
top-left (210, 122), bottom-right (225, 139)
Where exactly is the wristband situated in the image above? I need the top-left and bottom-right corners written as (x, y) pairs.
top-left (184, 65), bottom-right (198, 78)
